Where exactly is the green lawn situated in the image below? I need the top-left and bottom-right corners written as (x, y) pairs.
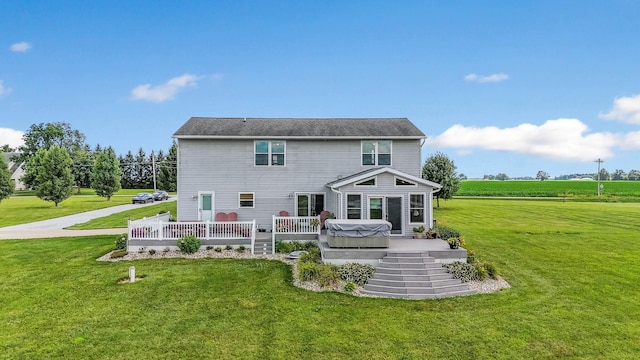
top-left (0, 196), bottom-right (132, 227)
top-left (457, 180), bottom-right (640, 199)
top-left (1, 200), bottom-right (639, 358)
top-left (67, 201), bottom-right (177, 229)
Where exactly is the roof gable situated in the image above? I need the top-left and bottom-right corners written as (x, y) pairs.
top-left (173, 117), bottom-right (425, 139)
top-left (326, 167), bottom-right (442, 189)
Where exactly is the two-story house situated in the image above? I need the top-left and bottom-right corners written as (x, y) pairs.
top-left (173, 117), bottom-right (441, 237)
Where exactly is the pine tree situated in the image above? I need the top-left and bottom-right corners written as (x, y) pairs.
top-left (32, 146), bottom-right (75, 206)
top-left (0, 154), bottom-right (14, 203)
top-left (92, 147), bottom-right (122, 200)
top-left (158, 142), bottom-right (177, 192)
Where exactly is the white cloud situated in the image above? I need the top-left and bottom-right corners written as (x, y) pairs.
top-left (0, 80), bottom-right (12, 97)
top-left (10, 41), bottom-right (31, 52)
top-left (599, 94), bottom-right (640, 124)
top-left (0, 128), bottom-right (24, 148)
top-left (130, 74), bottom-right (202, 103)
top-left (620, 131), bottom-right (640, 149)
top-left (427, 118), bottom-right (619, 162)
top-left (464, 73), bottom-right (509, 83)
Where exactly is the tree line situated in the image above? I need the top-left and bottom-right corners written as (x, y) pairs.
top-left (0, 122), bottom-right (177, 206)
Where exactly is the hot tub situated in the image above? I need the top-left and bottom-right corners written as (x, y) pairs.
top-left (325, 219), bottom-right (391, 248)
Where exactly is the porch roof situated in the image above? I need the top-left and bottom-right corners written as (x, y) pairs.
top-left (325, 167), bottom-right (442, 190)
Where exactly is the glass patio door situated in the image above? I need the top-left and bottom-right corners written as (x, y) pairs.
top-left (369, 196), bottom-right (403, 235)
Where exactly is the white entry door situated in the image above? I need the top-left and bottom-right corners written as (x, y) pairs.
top-left (198, 192), bottom-right (214, 221)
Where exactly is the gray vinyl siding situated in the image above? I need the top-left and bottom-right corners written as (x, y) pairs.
top-left (177, 138), bottom-right (423, 229)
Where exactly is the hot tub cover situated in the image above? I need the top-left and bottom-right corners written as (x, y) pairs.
top-left (325, 219), bottom-right (392, 237)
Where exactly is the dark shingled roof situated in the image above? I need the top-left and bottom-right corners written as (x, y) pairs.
top-left (173, 117), bottom-right (425, 138)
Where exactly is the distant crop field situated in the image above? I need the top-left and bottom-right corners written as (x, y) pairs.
top-left (456, 180), bottom-right (640, 198)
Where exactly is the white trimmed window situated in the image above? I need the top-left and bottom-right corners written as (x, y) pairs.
top-left (355, 177), bottom-right (376, 187)
top-left (255, 141), bottom-right (285, 166)
top-left (239, 193), bottom-right (255, 208)
top-left (362, 141), bottom-right (391, 166)
top-left (409, 193), bottom-right (425, 223)
top-left (346, 194), bottom-right (362, 219)
top-left (395, 177), bottom-right (417, 186)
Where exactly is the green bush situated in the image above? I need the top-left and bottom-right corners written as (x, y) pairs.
top-left (177, 235), bottom-right (201, 254)
top-left (148, 249), bottom-right (156, 255)
top-left (111, 249), bottom-right (128, 258)
top-left (298, 262), bottom-right (321, 281)
top-left (275, 240), bottom-right (318, 253)
top-left (338, 263), bottom-right (376, 286)
top-left (434, 224), bottom-right (461, 240)
top-left (474, 262), bottom-right (488, 280)
top-left (225, 245), bottom-right (233, 250)
top-left (318, 265), bottom-right (340, 287)
top-left (482, 262), bottom-right (498, 279)
top-left (443, 261), bottom-right (479, 282)
top-left (343, 281), bottom-right (357, 293)
top-left (206, 246), bottom-right (213, 250)
top-left (115, 234), bottom-right (127, 250)
top-left (467, 249), bottom-right (476, 264)
top-left (236, 245), bottom-right (246, 253)
top-left (214, 247), bottom-right (222, 252)
top-left (299, 247), bottom-right (321, 264)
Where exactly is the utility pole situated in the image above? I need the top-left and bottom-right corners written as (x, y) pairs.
top-left (152, 151), bottom-right (157, 192)
top-left (594, 158), bottom-right (604, 197)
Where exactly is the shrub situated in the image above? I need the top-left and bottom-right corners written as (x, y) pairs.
top-left (236, 245), bottom-right (246, 253)
top-left (206, 246), bottom-right (213, 250)
top-left (299, 247), bottom-right (321, 264)
top-left (115, 234), bottom-right (127, 250)
top-left (163, 247), bottom-right (170, 253)
top-left (443, 261), bottom-right (479, 282)
top-left (111, 249), bottom-right (128, 258)
top-left (225, 245), bottom-right (233, 251)
top-left (434, 224), bottom-right (461, 240)
top-left (467, 249), bottom-right (476, 264)
top-left (148, 249), bottom-right (156, 255)
top-left (177, 235), bottom-right (201, 254)
top-left (482, 262), bottom-right (498, 279)
top-left (275, 240), bottom-right (318, 253)
top-left (338, 263), bottom-right (376, 286)
top-left (214, 247), bottom-right (222, 252)
top-left (474, 262), bottom-right (488, 280)
top-left (298, 261), bottom-right (321, 281)
top-left (343, 281), bottom-right (357, 293)
top-left (447, 237), bottom-right (461, 249)
top-left (318, 264), bottom-right (340, 287)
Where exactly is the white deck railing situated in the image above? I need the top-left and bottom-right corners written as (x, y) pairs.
top-left (128, 219), bottom-right (256, 250)
top-left (271, 215), bottom-right (321, 253)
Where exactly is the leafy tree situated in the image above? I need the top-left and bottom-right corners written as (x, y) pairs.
top-left (0, 154), bottom-right (14, 203)
top-left (593, 168), bottom-right (610, 181)
top-left (17, 122), bottom-right (86, 188)
top-left (1, 144), bottom-right (14, 152)
top-left (611, 169), bottom-right (626, 180)
top-left (30, 146), bottom-right (75, 206)
top-left (536, 171), bottom-right (550, 181)
top-left (157, 141), bottom-right (177, 191)
top-left (483, 174), bottom-right (495, 180)
top-left (495, 173), bottom-right (510, 181)
top-left (458, 173), bottom-right (468, 181)
top-left (71, 144), bottom-right (93, 193)
top-left (627, 169), bottom-right (640, 181)
top-left (91, 147), bottom-right (121, 200)
top-left (421, 152), bottom-right (460, 208)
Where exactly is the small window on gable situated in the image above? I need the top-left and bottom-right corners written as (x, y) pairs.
top-left (355, 177), bottom-right (376, 187)
top-left (239, 193), bottom-right (255, 208)
top-left (395, 177), bottom-right (417, 186)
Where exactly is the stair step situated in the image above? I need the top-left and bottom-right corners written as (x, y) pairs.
top-left (361, 289), bottom-right (476, 299)
top-left (372, 273), bottom-right (452, 281)
top-left (367, 278), bottom-right (462, 288)
top-left (363, 283), bottom-right (471, 295)
top-left (377, 261), bottom-right (442, 269)
top-left (375, 267), bottom-right (449, 275)
top-left (383, 257), bottom-right (436, 263)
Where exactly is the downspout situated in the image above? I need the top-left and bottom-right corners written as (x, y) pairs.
top-left (430, 186), bottom-right (441, 228)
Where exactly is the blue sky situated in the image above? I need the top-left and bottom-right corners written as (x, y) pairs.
top-left (1, 0), bottom-right (640, 178)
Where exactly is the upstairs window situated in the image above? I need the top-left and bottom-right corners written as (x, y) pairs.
top-left (255, 141), bottom-right (285, 166)
top-left (362, 141), bottom-right (391, 166)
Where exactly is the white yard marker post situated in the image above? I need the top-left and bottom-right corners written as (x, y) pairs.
top-left (129, 266), bottom-right (136, 283)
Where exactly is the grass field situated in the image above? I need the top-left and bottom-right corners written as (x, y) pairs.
top-left (67, 201), bottom-right (177, 229)
top-left (2, 200), bottom-right (639, 359)
top-left (456, 180), bottom-right (640, 199)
